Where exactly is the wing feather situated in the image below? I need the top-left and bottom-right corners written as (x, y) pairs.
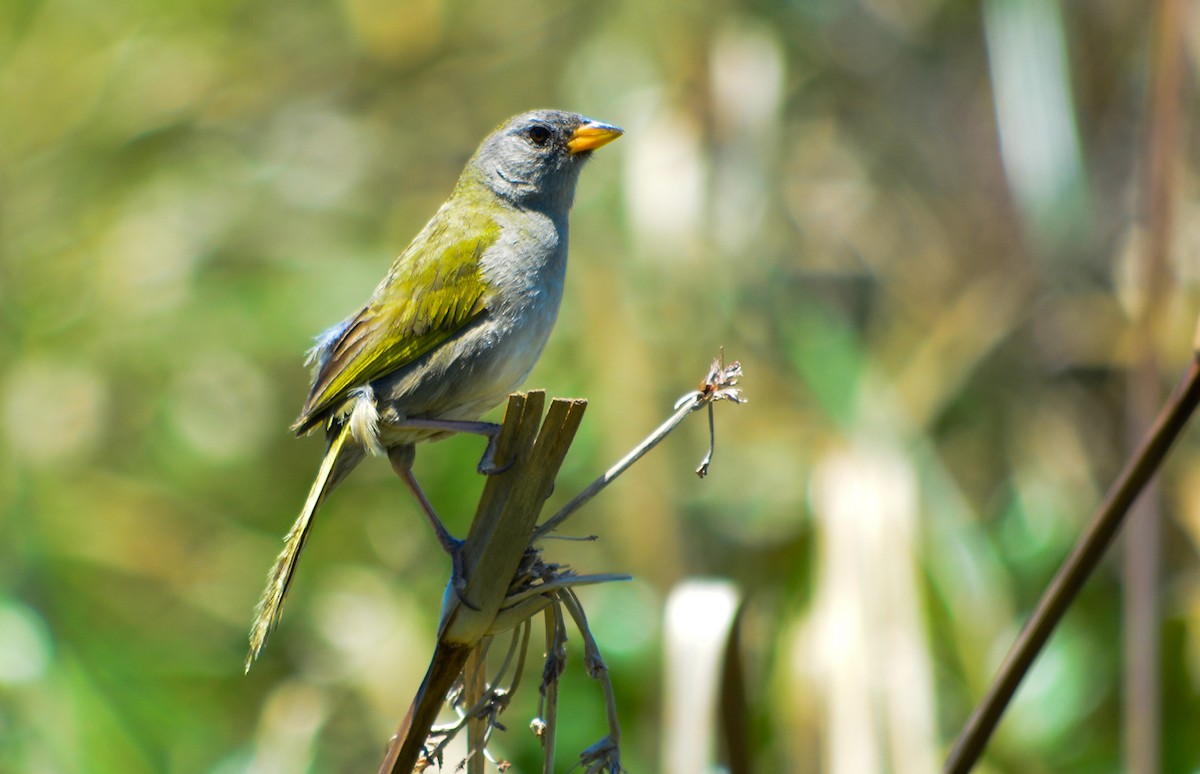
top-left (292, 212), bottom-right (500, 434)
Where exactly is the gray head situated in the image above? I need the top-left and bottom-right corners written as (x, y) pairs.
top-left (460, 110), bottom-right (623, 212)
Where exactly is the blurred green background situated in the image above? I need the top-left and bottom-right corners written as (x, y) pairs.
top-left (4, 0), bottom-right (1200, 771)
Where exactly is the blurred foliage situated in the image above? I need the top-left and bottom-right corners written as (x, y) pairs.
top-left (3, 0), bottom-right (1200, 771)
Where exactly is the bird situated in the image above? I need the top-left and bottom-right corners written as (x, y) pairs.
top-left (246, 110), bottom-right (622, 669)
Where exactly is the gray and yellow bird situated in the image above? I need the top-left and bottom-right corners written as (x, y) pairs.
top-left (248, 110), bottom-right (622, 668)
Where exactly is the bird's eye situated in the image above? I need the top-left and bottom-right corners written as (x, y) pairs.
top-left (527, 125), bottom-right (551, 145)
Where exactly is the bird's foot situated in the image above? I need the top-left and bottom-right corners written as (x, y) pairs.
top-left (443, 537), bottom-right (480, 611)
top-left (476, 425), bottom-right (513, 476)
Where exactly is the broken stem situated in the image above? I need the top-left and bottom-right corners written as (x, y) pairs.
top-left (534, 397), bottom-right (700, 539)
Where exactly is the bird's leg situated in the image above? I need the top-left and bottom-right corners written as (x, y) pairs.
top-left (397, 418), bottom-right (509, 475)
top-left (395, 465), bottom-right (462, 555)
top-left (387, 445), bottom-right (478, 608)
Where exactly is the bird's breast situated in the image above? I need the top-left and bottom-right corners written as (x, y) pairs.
top-left (472, 211), bottom-right (568, 391)
top-left (370, 209), bottom-right (569, 441)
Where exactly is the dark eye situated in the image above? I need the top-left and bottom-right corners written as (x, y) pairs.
top-left (527, 124), bottom-right (551, 145)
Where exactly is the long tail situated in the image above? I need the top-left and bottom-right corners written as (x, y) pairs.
top-left (246, 423), bottom-right (356, 671)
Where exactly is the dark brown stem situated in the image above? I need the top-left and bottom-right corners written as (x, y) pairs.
top-left (944, 351), bottom-right (1200, 774)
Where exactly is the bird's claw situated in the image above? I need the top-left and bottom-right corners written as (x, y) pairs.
top-left (476, 427), bottom-right (512, 476)
top-left (447, 539), bottom-right (481, 612)
top-left (478, 458), bottom-right (515, 476)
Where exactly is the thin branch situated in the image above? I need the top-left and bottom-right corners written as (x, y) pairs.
top-left (535, 598), bottom-right (566, 774)
top-left (533, 398), bottom-right (697, 540)
top-left (500, 573), bottom-right (633, 610)
top-left (696, 402), bottom-right (717, 478)
top-left (944, 342), bottom-right (1200, 773)
top-left (507, 619), bottom-right (533, 708)
top-left (561, 588), bottom-right (622, 774)
top-left (535, 357), bottom-right (743, 539)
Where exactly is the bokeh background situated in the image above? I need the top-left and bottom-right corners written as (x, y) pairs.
top-left (4, 0), bottom-right (1200, 771)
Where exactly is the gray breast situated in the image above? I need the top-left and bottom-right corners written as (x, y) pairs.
top-left (371, 207), bottom-right (569, 432)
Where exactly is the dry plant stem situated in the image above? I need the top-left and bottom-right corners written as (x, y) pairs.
top-left (452, 396), bottom-right (587, 638)
top-left (561, 588), bottom-right (621, 772)
top-left (944, 351), bottom-right (1200, 774)
top-left (501, 573), bottom-right (631, 609)
top-left (534, 397), bottom-right (699, 539)
top-left (381, 392), bottom-right (586, 774)
top-left (538, 600), bottom-right (565, 774)
top-left (383, 644), bottom-right (472, 774)
top-left (428, 634), bottom-right (520, 759)
top-left (422, 640), bottom-right (498, 768)
top-left (508, 619), bottom-right (533, 707)
top-left (565, 591), bottom-right (619, 740)
top-left (537, 356), bottom-right (743, 537)
top-left (382, 362), bottom-right (742, 773)
top-left (465, 644), bottom-right (488, 774)
top-left (696, 403), bottom-right (717, 478)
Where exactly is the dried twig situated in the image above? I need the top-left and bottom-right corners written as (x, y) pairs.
top-left (534, 355), bottom-right (743, 539)
top-left (533, 596), bottom-right (566, 774)
top-left (561, 588), bottom-right (622, 774)
top-left (944, 331), bottom-right (1200, 773)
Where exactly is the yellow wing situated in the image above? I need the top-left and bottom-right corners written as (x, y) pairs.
top-left (292, 215), bottom-right (500, 435)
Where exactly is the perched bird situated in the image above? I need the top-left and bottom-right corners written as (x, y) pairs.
top-left (247, 110), bottom-right (622, 668)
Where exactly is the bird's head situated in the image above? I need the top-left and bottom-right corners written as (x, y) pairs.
top-left (461, 110), bottom-right (623, 211)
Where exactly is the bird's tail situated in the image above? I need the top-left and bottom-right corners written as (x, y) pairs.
top-left (246, 422), bottom-right (357, 671)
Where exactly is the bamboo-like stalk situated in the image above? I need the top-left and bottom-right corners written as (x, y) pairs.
top-left (379, 391), bottom-right (583, 774)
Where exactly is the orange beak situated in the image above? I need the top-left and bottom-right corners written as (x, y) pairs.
top-left (567, 120), bottom-right (624, 155)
